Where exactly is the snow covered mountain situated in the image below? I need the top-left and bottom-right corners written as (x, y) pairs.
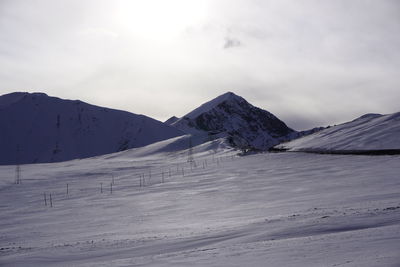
top-left (0, 92), bottom-right (184, 165)
top-left (274, 112), bottom-right (400, 154)
top-left (169, 92), bottom-right (296, 151)
top-left (164, 116), bottom-right (179, 125)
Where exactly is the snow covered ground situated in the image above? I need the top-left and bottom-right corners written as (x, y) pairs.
top-left (1, 138), bottom-right (400, 266)
top-left (275, 112), bottom-right (400, 153)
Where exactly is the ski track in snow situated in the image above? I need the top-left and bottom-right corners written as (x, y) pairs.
top-left (0, 143), bottom-right (400, 266)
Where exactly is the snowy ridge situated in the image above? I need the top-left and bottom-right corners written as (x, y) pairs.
top-left (0, 91), bottom-right (32, 108)
top-left (103, 134), bottom-right (232, 159)
top-left (275, 112), bottom-right (400, 153)
top-left (164, 116), bottom-right (179, 125)
top-left (171, 92), bottom-right (295, 151)
top-left (0, 92), bottom-right (184, 165)
top-left (184, 91), bottom-right (241, 119)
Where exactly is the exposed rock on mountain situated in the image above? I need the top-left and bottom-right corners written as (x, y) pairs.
top-left (170, 92), bottom-right (296, 151)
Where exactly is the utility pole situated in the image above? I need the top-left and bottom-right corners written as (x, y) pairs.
top-left (15, 165), bottom-right (21, 184)
top-left (187, 137), bottom-right (194, 163)
top-left (15, 145), bottom-right (21, 184)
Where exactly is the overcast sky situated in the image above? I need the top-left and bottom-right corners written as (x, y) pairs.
top-left (1, 0), bottom-right (399, 130)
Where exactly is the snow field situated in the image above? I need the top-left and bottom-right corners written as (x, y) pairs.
top-left (1, 141), bottom-right (400, 266)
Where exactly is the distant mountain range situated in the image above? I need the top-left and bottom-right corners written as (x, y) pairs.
top-left (1, 91), bottom-right (398, 165)
top-left (0, 92), bottom-right (184, 165)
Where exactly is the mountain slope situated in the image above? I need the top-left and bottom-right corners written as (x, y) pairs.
top-left (0, 92), bottom-right (184, 165)
top-left (164, 116), bottom-right (179, 125)
top-left (274, 112), bottom-right (400, 153)
top-left (170, 92), bottom-right (295, 150)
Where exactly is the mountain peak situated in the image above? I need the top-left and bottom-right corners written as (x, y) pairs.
top-left (170, 92), bottom-right (295, 150)
top-left (184, 92), bottom-right (245, 120)
top-left (164, 116), bottom-right (179, 125)
top-left (208, 91), bottom-right (243, 103)
top-left (3, 92), bottom-right (48, 98)
top-left (218, 91), bottom-right (240, 99)
top-left (0, 92), bottom-right (51, 108)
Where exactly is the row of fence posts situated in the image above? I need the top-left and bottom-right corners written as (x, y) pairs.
top-left (40, 154), bottom-right (236, 208)
top-left (43, 192), bottom-right (53, 207)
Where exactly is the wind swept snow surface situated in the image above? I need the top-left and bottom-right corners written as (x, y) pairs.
top-left (275, 112), bottom-right (400, 154)
top-left (1, 141), bottom-right (400, 266)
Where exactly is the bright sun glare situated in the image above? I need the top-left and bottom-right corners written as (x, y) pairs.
top-left (116, 0), bottom-right (208, 40)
